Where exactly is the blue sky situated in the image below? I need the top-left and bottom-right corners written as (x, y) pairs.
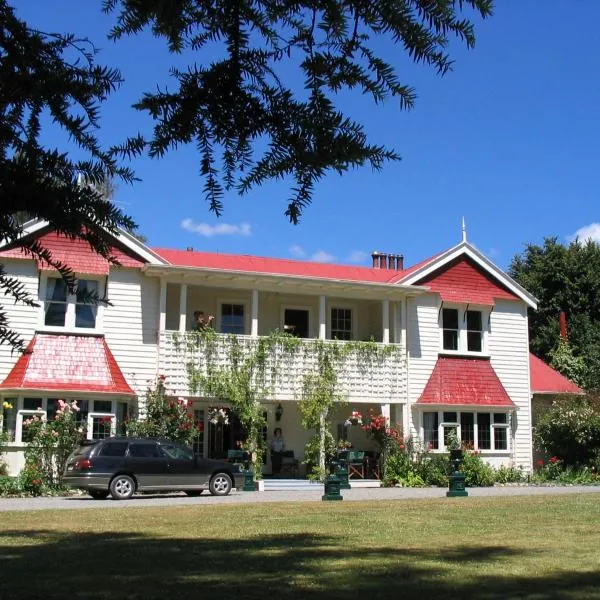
top-left (13, 2), bottom-right (600, 270)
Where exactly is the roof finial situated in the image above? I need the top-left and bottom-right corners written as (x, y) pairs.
top-left (461, 216), bottom-right (467, 243)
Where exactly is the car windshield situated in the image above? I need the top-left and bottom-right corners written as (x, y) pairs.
top-left (161, 444), bottom-right (193, 460)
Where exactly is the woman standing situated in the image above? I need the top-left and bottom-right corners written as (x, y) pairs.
top-left (270, 428), bottom-right (285, 477)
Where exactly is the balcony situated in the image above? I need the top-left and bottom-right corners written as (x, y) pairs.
top-left (158, 332), bottom-right (407, 403)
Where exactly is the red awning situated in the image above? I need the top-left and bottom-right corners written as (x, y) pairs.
top-left (0, 334), bottom-right (135, 396)
top-left (529, 353), bottom-right (583, 394)
top-left (417, 356), bottom-right (515, 407)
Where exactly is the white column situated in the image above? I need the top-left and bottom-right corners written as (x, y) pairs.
top-left (178, 284), bottom-right (188, 333)
top-left (319, 295), bottom-right (326, 340)
top-left (251, 289), bottom-right (259, 337)
top-left (381, 403), bottom-right (390, 423)
top-left (392, 301), bottom-right (401, 344)
top-left (382, 300), bottom-right (390, 344)
top-left (158, 278), bottom-right (167, 333)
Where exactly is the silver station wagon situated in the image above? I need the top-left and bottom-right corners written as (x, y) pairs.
top-left (64, 437), bottom-right (244, 500)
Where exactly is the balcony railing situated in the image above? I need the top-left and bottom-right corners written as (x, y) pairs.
top-left (158, 332), bottom-right (406, 403)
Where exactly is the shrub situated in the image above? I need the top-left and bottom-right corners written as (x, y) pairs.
top-left (415, 454), bottom-right (450, 487)
top-left (126, 376), bottom-right (202, 447)
top-left (494, 465), bottom-right (525, 484)
top-left (22, 399), bottom-right (84, 488)
top-left (460, 450), bottom-right (495, 487)
top-left (0, 476), bottom-right (22, 497)
top-left (534, 397), bottom-right (600, 466)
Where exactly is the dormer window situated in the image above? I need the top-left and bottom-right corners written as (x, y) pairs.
top-left (440, 305), bottom-right (487, 355)
top-left (442, 308), bottom-right (459, 351)
top-left (42, 275), bottom-right (101, 331)
top-left (466, 310), bottom-right (483, 352)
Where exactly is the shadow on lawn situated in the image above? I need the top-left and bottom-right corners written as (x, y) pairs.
top-left (0, 529), bottom-right (597, 600)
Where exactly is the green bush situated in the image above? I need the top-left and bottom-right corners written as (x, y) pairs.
top-left (494, 465), bottom-right (525, 484)
top-left (416, 454), bottom-right (450, 487)
top-left (382, 451), bottom-right (414, 486)
top-left (461, 451), bottom-right (495, 487)
top-left (0, 476), bottom-right (22, 497)
top-left (534, 397), bottom-right (600, 466)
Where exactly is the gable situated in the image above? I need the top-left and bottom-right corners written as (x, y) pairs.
top-left (415, 256), bottom-right (520, 306)
top-left (0, 228), bottom-right (148, 274)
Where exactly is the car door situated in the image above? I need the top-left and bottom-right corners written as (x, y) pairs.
top-left (126, 441), bottom-right (168, 489)
top-left (160, 442), bottom-right (206, 488)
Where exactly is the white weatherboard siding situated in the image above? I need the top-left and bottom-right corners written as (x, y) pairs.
top-left (103, 269), bottom-right (160, 396)
top-left (0, 260), bottom-right (39, 382)
top-left (406, 294), bottom-right (440, 437)
top-left (489, 300), bottom-right (532, 470)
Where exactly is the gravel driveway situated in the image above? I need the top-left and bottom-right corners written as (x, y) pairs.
top-left (0, 485), bottom-right (599, 512)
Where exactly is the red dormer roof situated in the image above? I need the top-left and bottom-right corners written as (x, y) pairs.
top-left (417, 356), bottom-right (515, 407)
top-left (414, 257), bottom-right (519, 305)
top-left (529, 353), bottom-right (583, 394)
top-left (0, 334), bottom-right (135, 396)
top-left (152, 248), bottom-right (408, 284)
top-left (0, 231), bottom-right (145, 274)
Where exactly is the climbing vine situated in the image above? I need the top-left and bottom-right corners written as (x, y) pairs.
top-left (177, 329), bottom-right (401, 479)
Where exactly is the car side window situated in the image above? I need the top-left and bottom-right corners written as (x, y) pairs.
top-left (98, 442), bottom-right (128, 457)
top-left (161, 444), bottom-right (193, 461)
top-left (128, 442), bottom-right (161, 458)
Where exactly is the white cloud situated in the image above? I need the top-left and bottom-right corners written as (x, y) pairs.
top-left (311, 250), bottom-right (336, 263)
top-left (181, 218), bottom-right (251, 237)
top-left (347, 250), bottom-right (368, 264)
top-left (289, 244), bottom-right (306, 258)
top-left (568, 223), bottom-right (600, 243)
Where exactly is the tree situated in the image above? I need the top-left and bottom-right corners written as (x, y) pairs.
top-left (509, 237), bottom-right (600, 391)
top-left (105, 0), bottom-right (493, 223)
top-left (0, 0), bottom-right (135, 351)
top-left (1, 0), bottom-right (493, 350)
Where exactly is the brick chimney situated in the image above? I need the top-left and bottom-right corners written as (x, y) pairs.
top-left (371, 252), bottom-right (404, 270)
top-left (559, 311), bottom-right (568, 342)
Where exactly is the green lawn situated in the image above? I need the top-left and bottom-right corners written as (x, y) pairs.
top-left (1, 494), bottom-right (600, 599)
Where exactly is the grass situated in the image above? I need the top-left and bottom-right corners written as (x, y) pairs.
top-left (1, 494), bottom-right (600, 599)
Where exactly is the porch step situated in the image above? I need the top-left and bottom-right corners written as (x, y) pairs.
top-left (262, 478), bottom-right (381, 491)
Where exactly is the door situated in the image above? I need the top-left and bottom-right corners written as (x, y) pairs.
top-left (160, 442), bottom-right (206, 488)
top-left (126, 441), bottom-right (168, 488)
top-left (283, 308), bottom-right (310, 338)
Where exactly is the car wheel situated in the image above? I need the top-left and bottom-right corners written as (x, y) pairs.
top-left (89, 490), bottom-right (109, 500)
top-left (110, 474), bottom-right (135, 500)
top-left (209, 472), bottom-right (232, 496)
top-left (184, 490), bottom-right (203, 497)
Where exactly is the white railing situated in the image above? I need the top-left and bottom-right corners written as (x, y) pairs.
top-left (158, 332), bottom-right (407, 403)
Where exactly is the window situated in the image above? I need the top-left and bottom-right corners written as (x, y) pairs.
top-left (423, 411), bottom-right (439, 450)
top-left (331, 308), bottom-right (352, 340)
top-left (42, 276), bottom-right (101, 330)
top-left (129, 442), bottom-right (161, 458)
top-left (98, 442), bottom-right (128, 457)
top-left (423, 410), bottom-right (510, 452)
top-left (442, 308), bottom-right (459, 350)
top-left (161, 444), bottom-right (193, 460)
top-left (221, 303), bottom-right (245, 334)
top-left (441, 306), bottom-right (486, 354)
top-left (1, 399), bottom-right (17, 442)
top-left (466, 310), bottom-right (483, 352)
top-left (75, 280), bottom-right (98, 328)
top-left (44, 278), bottom-right (68, 326)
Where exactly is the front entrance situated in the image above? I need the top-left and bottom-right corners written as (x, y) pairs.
top-left (207, 409), bottom-right (244, 459)
top-left (283, 308), bottom-right (310, 338)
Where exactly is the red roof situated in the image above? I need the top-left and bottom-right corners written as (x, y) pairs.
top-left (0, 231), bottom-right (145, 274)
top-left (153, 248), bottom-right (407, 283)
top-left (414, 257), bottom-right (519, 305)
top-left (0, 334), bottom-right (134, 396)
top-left (529, 353), bottom-right (583, 394)
top-left (417, 356), bottom-right (515, 407)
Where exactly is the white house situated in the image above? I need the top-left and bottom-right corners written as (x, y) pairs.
top-left (0, 220), bottom-right (554, 477)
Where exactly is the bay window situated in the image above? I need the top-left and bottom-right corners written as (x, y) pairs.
top-left (422, 410), bottom-right (510, 452)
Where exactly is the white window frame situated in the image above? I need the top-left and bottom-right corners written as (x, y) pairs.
top-left (39, 273), bottom-right (104, 333)
top-left (16, 410), bottom-right (46, 445)
top-left (87, 412), bottom-right (116, 440)
top-left (420, 409), bottom-right (511, 453)
top-left (328, 304), bottom-right (356, 341)
top-left (280, 305), bottom-right (313, 338)
top-left (216, 297), bottom-right (249, 335)
top-left (438, 303), bottom-right (489, 356)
